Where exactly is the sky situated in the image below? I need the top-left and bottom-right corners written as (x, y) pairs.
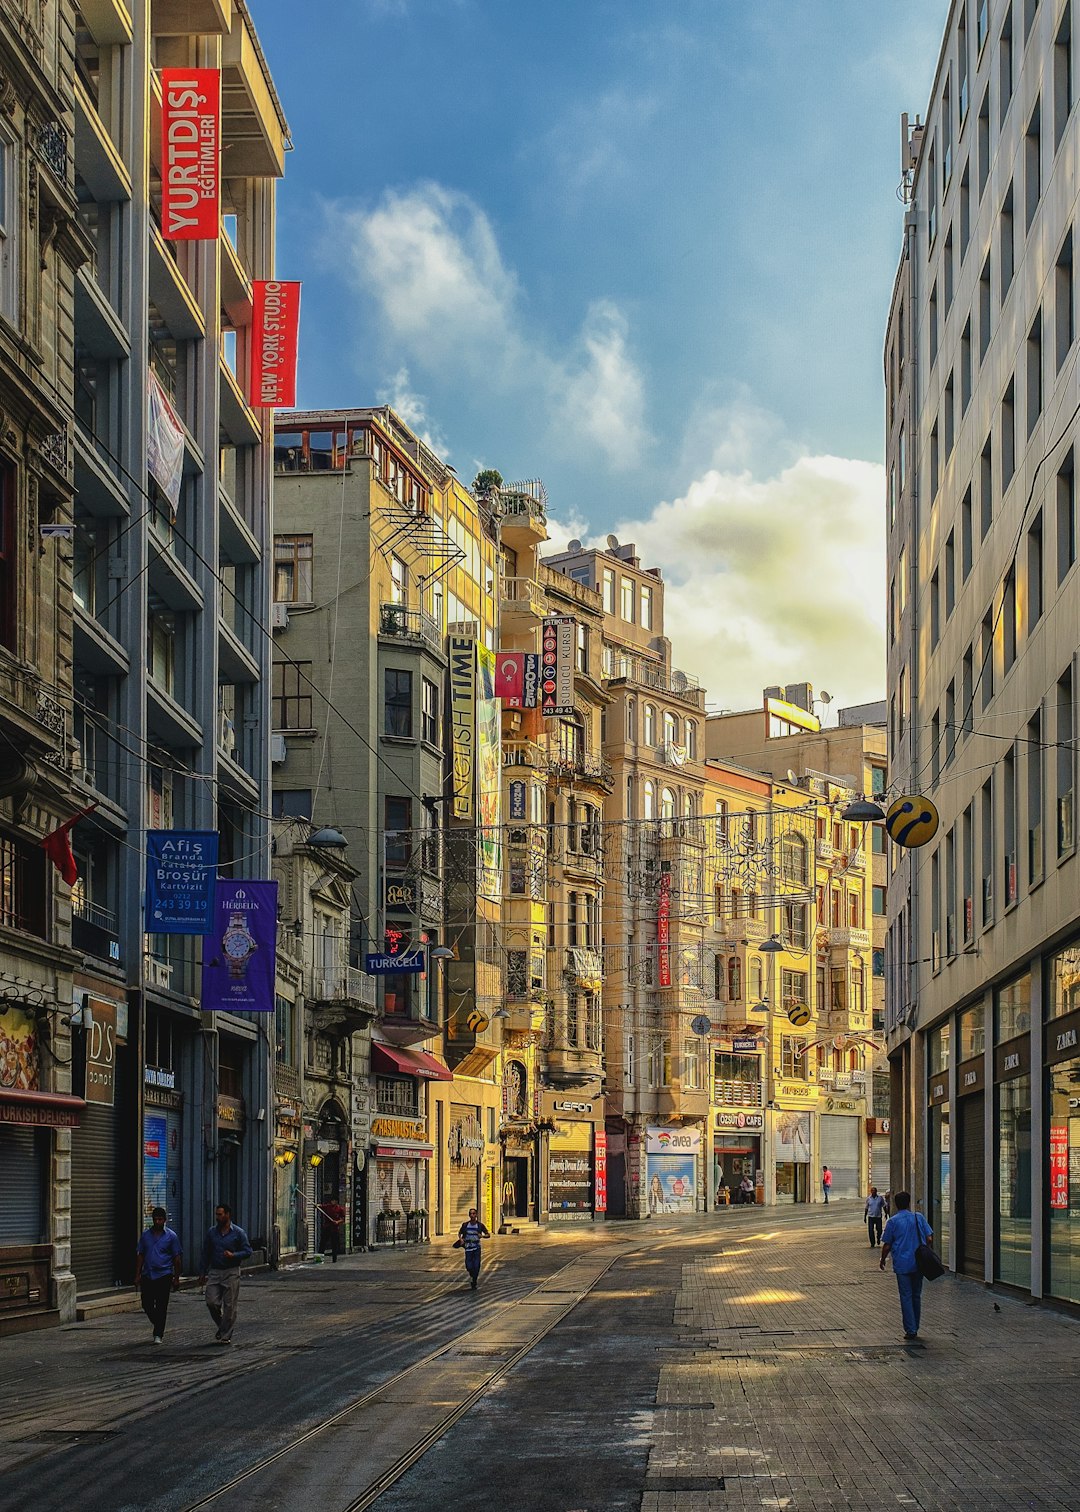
top-left (253, 0), bottom-right (947, 712)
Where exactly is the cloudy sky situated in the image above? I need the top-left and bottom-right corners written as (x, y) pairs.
top-left (255, 0), bottom-right (946, 710)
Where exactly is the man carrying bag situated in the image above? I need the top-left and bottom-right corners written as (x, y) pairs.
top-left (879, 1190), bottom-right (941, 1341)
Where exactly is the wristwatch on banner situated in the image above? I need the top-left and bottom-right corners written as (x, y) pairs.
top-left (222, 911), bottom-right (256, 979)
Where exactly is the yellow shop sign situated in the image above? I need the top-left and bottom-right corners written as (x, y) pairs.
top-left (371, 1117), bottom-right (425, 1140)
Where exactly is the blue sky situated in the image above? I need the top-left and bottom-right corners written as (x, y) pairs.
top-left (254, 0), bottom-right (946, 707)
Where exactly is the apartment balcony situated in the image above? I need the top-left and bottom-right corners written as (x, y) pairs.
top-left (816, 838), bottom-right (834, 861)
top-left (499, 489), bottom-right (548, 548)
top-left (72, 898), bottom-right (121, 965)
top-left (222, 4), bottom-right (288, 178)
top-left (220, 229), bottom-right (252, 326)
top-left (606, 655), bottom-right (704, 706)
top-left (544, 1044), bottom-right (603, 1089)
top-left (655, 1085), bottom-right (710, 1121)
top-left (149, 224), bottom-right (204, 342)
top-left (75, 266), bottom-right (129, 361)
top-left (74, 601), bottom-right (130, 678)
top-left (219, 484), bottom-right (260, 566)
top-left (829, 927), bottom-right (871, 952)
top-left (379, 603), bottom-right (443, 655)
top-left (504, 740), bottom-right (547, 772)
top-left (148, 530), bottom-right (203, 614)
top-left (564, 947), bottom-right (603, 992)
top-left (220, 357), bottom-right (262, 447)
top-left (503, 1001), bottom-right (546, 1036)
top-left (146, 679), bottom-right (202, 749)
top-left (548, 751), bottom-right (614, 793)
top-left (218, 620), bottom-right (260, 684)
top-left (151, 0), bottom-right (231, 35)
top-left (309, 966), bottom-right (377, 1035)
top-left (713, 1078), bottom-right (764, 1108)
top-left (75, 78), bottom-right (131, 204)
top-left (75, 426), bottom-right (129, 520)
top-left (380, 1002), bottom-right (442, 1048)
top-left (499, 576), bottom-right (546, 622)
top-left (843, 849), bottom-right (866, 873)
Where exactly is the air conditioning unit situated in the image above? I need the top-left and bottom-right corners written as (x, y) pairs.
top-left (270, 733), bottom-right (287, 764)
top-left (271, 602), bottom-right (289, 629)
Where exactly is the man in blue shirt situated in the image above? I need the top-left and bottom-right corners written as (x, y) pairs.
top-left (879, 1190), bottom-right (934, 1340)
top-left (864, 1187), bottom-right (888, 1248)
top-left (134, 1207), bottom-right (183, 1344)
top-left (457, 1208), bottom-right (490, 1290)
top-left (198, 1204), bottom-right (253, 1345)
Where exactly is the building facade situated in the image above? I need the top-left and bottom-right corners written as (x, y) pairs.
top-left (885, 0), bottom-right (1080, 1299)
top-left (66, 0), bottom-right (287, 1296)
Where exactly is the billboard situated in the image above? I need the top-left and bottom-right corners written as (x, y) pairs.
top-left (201, 880), bottom-right (278, 1013)
top-left (250, 281), bottom-right (301, 408)
top-left (146, 829), bottom-right (218, 934)
top-left (160, 69), bottom-right (220, 240)
top-left (448, 634), bottom-right (476, 819)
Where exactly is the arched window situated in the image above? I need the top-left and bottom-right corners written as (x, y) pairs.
top-left (643, 703), bottom-right (656, 745)
top-left (684, 792), bottom-right (694, 819)
top-left (661, 787), bottom-right (676, 820)
top-left (750, 956), bottom-right (763, 1001)
top-left (663, 711), bottom-right (678, 746)
top-left (728, 956), bottom-right (741, 1000)
top-left (626, 698), bottom-right (636, 741)
top-left (781, 832), bottom-right (809, 884)
top-left (643, 780), bottom-right (656, 819)
top-left (685, 719), bottom-right (697, 759)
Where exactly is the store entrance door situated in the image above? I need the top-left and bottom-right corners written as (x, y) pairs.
top-left (505, 1157), bottom-right (529, 1217)
top-left (958, 1092), bottom-right (986, 1277)
top-left (775, 1163), bottom-right (810, 1203)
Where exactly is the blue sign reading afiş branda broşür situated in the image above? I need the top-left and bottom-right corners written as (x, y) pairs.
top-left (365, 952), bottom-right (424, 975)
top-left (146, 830), bottom-right (218, 934)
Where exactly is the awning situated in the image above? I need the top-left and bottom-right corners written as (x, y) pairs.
top-left (0, 1087), bottom-right (86, 1128)
top-left (372, 1043), bottom-right (454, 1081)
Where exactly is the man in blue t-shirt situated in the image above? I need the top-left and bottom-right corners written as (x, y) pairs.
top-left (457, 1208), bottom-right (490, 1290)
top-left (135, 1207), bottom-right (183, 1344)
top-left (198, 1204), bottom-right (253, 1344)
top-left (879, 1190), bottom-right (934, 1340)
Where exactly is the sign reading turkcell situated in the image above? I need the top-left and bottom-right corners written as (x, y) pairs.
top-left (146, 830), bottom-right (218, 934)
top-left (366, 952), bottom-right (424, 975)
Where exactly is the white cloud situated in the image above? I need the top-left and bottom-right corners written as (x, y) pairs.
top-left (377, 366), bottom-right (448, 455)
top-left (324, 182), bottom-right (649, 469)
top-left (565, 447), bottom-right (885, 712)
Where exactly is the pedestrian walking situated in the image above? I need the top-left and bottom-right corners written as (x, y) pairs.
top-left (864, 1186), bottom-right (887, 1248)
top-left (198, 1204), bottom-right (253, 1345)
top-left (822, 1165), bottom-right (832, 1204)
top-left (134, 1206), bottom-right (182, 1344)
top-left (883, 1188), bottom-right (892, 1218)
top-left (879, 1190), bottom-right (934, 1340)
top-left (739, 1174), bottom-right (755, 1205)
top-left (456, 1207), bottom-right (490, 1289)
top-left (320, 1197), bottom-right (345, 1261)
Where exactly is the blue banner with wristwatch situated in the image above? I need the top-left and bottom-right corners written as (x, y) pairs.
top-left (201, 880), bottom-right (278, 1012)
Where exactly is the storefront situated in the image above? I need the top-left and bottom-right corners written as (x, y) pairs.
top-left (772, 1083), bottom-right (815, 1203)
top-left (1046, 944), bottom-right (1080, 1304)
top-left (373, 1140), bottom-right (432, 1242)
top-left (272, 1098), bottom-right (302, 1258)
top-left (866, 1117), bottom-right (891, 1194)
top-left (819, 1096), bottom-right (865, 1199)
top-left (927, 1022), bottom-right (951, 1265)
top-left (994, 973), bottom-right (1031, 1289)
top-left (143, 1068), bottom-right (183, 1232)
top-left (70, 993), bottom-right (131, 1293)
top-left (645, 1125), bottom-right (701, 1215)
top-left (712, 1109), bottom-right (763, 1205)
top-left (543, 1095), bottom-right (604, 1222)
top-left (955, 1003), bottom-right (986, 1278)
top-left (448, 1103), bottom-right (484, 1227)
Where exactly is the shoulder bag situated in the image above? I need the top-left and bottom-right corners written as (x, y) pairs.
top-left (914, 1213), bottom-right (945, 1280)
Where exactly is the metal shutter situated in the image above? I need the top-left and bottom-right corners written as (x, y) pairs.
top-left (70, 1104), bottom-right (120, 1292)
top-left (450, 1161), bottom-right (479, 1227)
top-left (0, 1128), bottom-right (46, 1243)
top-left (820, 1115), bottom-right (860, 1198)
top-left (870, 1134), bottom-right (891, 1196)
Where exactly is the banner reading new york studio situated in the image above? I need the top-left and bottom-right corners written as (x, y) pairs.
top-left (201, 880), bottom-right (278, 1012)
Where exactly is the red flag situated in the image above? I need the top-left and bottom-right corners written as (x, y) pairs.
top-left (495, 652), bottom-right (524, 704)
top-left (40, 804), bottom-right (98, 886)
top-left (250, 281), bottom-right (301, 407)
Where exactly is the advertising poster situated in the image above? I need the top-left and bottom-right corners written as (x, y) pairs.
top-left (496, 652), bottom-right (540, 708)
top-left (509, 780), bottom-right (527, 820)
top-left (594, 1129), bottom-right (608, 1212)
top-left (146, 830), bottom-right (218, 934)
top-left (476, 644), bottom-right (502, 901)
top-left (250, 281), bottom-right (301, 408)
top-left (160, 68), bottom-right (220, 239)
top-left (143, 1112), bottom-right (168, 1216)
top-left (201, 880), bottom-right (278, 1012)
top-left (657, 868), bottom-right (672, 988)
top-left (776, 1109), bottom-right (811, 1163)
top-left (448, 634), bottom-right (475, 819)
top-left (549, 1122), bottom-right (594, 1215)
top-left (646, 1155), bottom-right (696, 1214)
top-left (147, 371), bottom-right (185, 512)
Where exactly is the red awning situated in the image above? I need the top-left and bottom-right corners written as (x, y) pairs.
top-left (0, 1087), bottom-right (86, 1128)
top-left (372, 1043), bottom-right (454, 1081)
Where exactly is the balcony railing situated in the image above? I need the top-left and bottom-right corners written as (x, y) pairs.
top-left (313, 967), bottom-right (377, 1008)
top-left (504, 741), bottom-right (547, 770)
top-left (713, 1078), bottom-right (764, 1108)
top-left (500, 491), bottom-right (547, 529)
top-left (379, 603), bottom-right (442, 653)
top-left (549, 751), bottom-right (614, 790)
top-left (606, 655), bottom-right (700, 697)
top-left (499, 576), bottom-right (545, 612)
top-left (829, 927), bottom-right (871, 950)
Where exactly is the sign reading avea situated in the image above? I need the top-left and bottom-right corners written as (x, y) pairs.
top-left (160, 70), bottom-right (220, 240)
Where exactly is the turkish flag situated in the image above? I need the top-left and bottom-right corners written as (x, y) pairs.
top-left (495, 653), bottom-right (524, 704)
top-left (40, 804), bottom-right (98, 885)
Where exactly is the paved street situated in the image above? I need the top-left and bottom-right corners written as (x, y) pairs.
top-left (4, 1206), bottom-right (1078, 1512)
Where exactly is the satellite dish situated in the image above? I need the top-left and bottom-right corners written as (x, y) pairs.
top-left (606, 533), bottom-right (619, 549)
top-left (567, 538), bottom-right (582, 551)
top-left (786, 769), bottom-right (798, 784)
top-left (820, 690), bottom-right (832, 704)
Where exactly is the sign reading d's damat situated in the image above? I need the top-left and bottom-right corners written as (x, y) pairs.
top-left (160, 69), bottom-right (220, 240)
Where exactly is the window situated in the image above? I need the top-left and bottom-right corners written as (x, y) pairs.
top-left (385, 797), bottom-right (411, 867)
top-left (625, 698), bottom-right (636, 741)
top-left (620, 577), bottom-right (634, 621)
top-left (639, 583), bottom-right (653, 630)
top-left (575, 622), bottom-right (588, 674)
top-left (0, 134), bottom-right (17, 322)
top-left (981, 434), bottom-right (993, 536)
top-left (945, 373), bottom-right (955, 455)
top-left (1055, 3), bottom-right (1073, 149)
top-left (643, 780), bottom-right (655, 820)
top-left (781, 833), bottom-right (809, 884)
top-left (715, 798), bottom-right (729, 836)
top-left (643, 703), bottom-right (656, 746)
top-left (929, 282), bottom-right (939, 366)
top-left (781, 1036), bottom-right (807, 1080)
top-left (272, 789), bottom-right (312, 820)
top-left (963, 644), bottom-right (974, 733)
top-left (660, 787), bottom-right (675, 821)
top-left (148, 615), bottom-right (175, 694)
top-left (602, 567), bottom-right (616, 613)
top-left (1024, 0), bottom-right (1039, 41)
top-left (275, 996), bottom-right (297, 1067)
top-left (944, 229), bottom-right (955, 314)
top-left (1057, 232), bottom-right (1074, 370)
top-left (978, 0), bottom-right (989, 51)
top-left (1000, 7), bottom-right (1014, 126)
top-left (1029, 708), bottom-right (1044, 884)
top-left (931, 710), bottom-right (941, 784)
top-left (978, 85), bottom-right (991, 195)
top-left (945, 530), bottom-right (956, 616)
top-left (1027, 311), bottom-right (1043, 434)
top-left (1026, 99), bottom-right (1042, 229)
top-left (270, 662), bottom-right (313, 731)
top-left (274, 534), bottom-right (313, 603)
top-left (928, 142), bottom-right (938, 247)
top-left (981, 609), bottom-right (995, 708)
top-left (959, 4), bottom-right (970, 119)
top-left (1058, 449), bottom-right (1076, 580)
top-left (962, 486), bottom-right (973, 577)
top-left (389, 554), bottom-right (407, 605)
top-left (930, 421), bottom-right (940, 498)
top-left (980, 252), bottom-right (992, 359)
top-left (783, 901), bottom-right (808, 948)
top-left (663, 710), bottom-right (678, 747)
top-left (960, 164), bottom-right (971, 257)
top-left (384, 668), bottom-right (413, 737)
top-left (1027, 511), bottom-right (1044, 628)
top-left (982, 775), bottom-right (995, 923)
top-left (1058, 666), bottom-right (1075, 854)
top-left (1002, 379), bottom-right (1016, 490)
top-left (0, 832), bottom-right (47, 937)
top-left (872, 885), bottom-right (887, 916)
top-left (1000, 184), bottom-right (1015, 300)
top-left (1004, 745), bottom-right (1018, 904)
top-left (1003, 566), bottom-right (1017, 670)
top-left (961, 318), bottom-right (972, 411)
top-left (422, 677), bottom-right (439, 744)
top-left (0, 464), bottom-right (15, 650)
top-left (942, 81), bottom-right (953, 189)
top-left (945, 679), bottom-right (956, 765)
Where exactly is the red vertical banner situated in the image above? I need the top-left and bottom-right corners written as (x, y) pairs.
top-left (160, 69), bottom-right (220, 240)
top-left (1051, 1124), bottom-right (1069, 1209)
top-left (657, 867), bottom-right (672, 989)
top-left (250, 281), bottom-right (301, 407)
top-left (594, 1129), bottom-right (607, 1212)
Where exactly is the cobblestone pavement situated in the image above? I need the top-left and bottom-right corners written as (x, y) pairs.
top-left (3, 1208), bottom-right (1078, 1511)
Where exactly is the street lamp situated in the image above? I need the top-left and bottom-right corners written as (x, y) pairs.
top-left (841, 797), bottom-right (885, 823)
top-left (307, 825), bottom-right (349, 849)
